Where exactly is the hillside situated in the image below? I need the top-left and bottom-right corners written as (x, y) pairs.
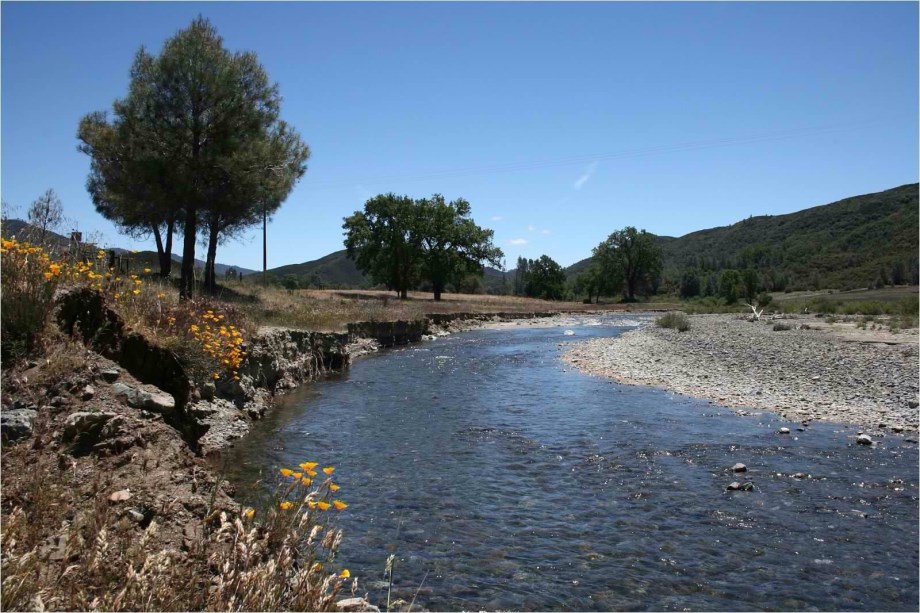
top-left (263, 249), bottom-right (370, 288)
top-left (566, 183), bottom-right (919, 291)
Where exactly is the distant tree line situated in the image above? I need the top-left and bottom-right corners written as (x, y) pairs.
top-left (77, 17), bottom-right (309, 298)
top-left (342, 193), bottom-right (503, 301)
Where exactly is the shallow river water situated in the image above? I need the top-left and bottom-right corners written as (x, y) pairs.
top-left (223, 315), bottom-right (919, 611)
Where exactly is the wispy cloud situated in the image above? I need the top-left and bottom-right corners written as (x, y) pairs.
top-left (490, 215), bottom-right (504, 222)
top-left (573, 161), bottom-right (598, 190)
top-left (508, 238), bottom-right (528, 246)
top-left (541, 229), bottom-right (551, 235)
top-left (527, 224), bottom-right (536, 232)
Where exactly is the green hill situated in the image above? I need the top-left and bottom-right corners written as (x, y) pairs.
top-left (566, 183), bottom-right (919, 292)
top-left (263, 250), bottom-right (370, 288)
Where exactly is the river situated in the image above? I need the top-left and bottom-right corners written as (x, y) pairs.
top-left (222, 314), bottom-right (919, 611)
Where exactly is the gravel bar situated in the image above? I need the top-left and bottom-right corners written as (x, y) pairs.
top-left (564, 314), bottom-right (920, 433)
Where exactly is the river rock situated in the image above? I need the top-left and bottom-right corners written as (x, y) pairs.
top-left (1, 409), bottom-right (38, 442)
top-left (112, 383), bottom-right (175, 414)
top-left (99, 368), bottom-right (121, 383)
top-left (80, 385), bottom-right (96, 400)
top-left (909, 400), bottom-right (919, 409)
top-left (63, 411), bottom-right (126, 451)
top-left (336, 597), bottom-right (380, 612)
top-left (726, 481), bottom-right (741, 490)
top-left (856, 434), bottom-right (873, 446)
top-left (731, 463), bottom-right (747, 473)
top-left (778, 427), bottom-right (791, 434)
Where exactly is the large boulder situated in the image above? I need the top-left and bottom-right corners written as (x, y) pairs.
top-left (111, 383), bottom-right (176, 415)
top-left (1, 409), bottom-right (38, 442)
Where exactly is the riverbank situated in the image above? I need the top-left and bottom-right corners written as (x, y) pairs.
top-left (564, 313), bottom-right (920, 434)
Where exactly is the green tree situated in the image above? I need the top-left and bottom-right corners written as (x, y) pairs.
top-left (719, 269), bottom-right (742, 304)
top-left (591, 239), bottom-right (624, 300)
top-left (525, 255), bottom-right (566, 300)
top-left (79, 17), bottom-right (307, 298)
top-left (343, 194), bottom-right (421, 299)
top-left (741, 268), bottom-right (760, 303)
top-left (595, 227), bottom-right (662, 301)
top-left (415, 194), bottom-right (503, 301)
top-left (679, 269), bottom-right (701, 299)
top-left (79, 111), bottom-right (178, 277)
top-left (513, 256), bottom-right (530, 296)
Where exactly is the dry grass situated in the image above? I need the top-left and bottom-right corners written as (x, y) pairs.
top-left (1, 450), bottom-right (356, 612)
top-left (221, 283), bottom-right (619, 332)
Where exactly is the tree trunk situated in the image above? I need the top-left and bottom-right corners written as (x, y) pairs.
top-left (152, 223), bottom-right (166, 274)
top-left (400, 288), bottom-right (407, 299)
top-left (433, 279), bottom-right (443, 301)
top-left (180, 207), bottom-right (197, 299)
top-left (203, 221), bottom-right (219, 295)
top-left (162, 218), bottom-right (174, 278)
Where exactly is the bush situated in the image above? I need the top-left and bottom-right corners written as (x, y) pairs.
top-left (773, 322), bottom-right (792, 331)
top-left (656, 311), bottom-right (691, 332)
top-left (1, 238), bottom-right (65, 363)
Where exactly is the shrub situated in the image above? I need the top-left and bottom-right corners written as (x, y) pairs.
top-left (773, 322), bottom-right (792, 331)
top-left (1, 238), bottom-right (65, 363)
top-left (656, 311), bottom-right (691, 332)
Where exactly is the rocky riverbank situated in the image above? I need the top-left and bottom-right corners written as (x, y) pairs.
top-left (564, 313), bottom-right (920, 434)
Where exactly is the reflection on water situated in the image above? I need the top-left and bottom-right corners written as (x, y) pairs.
top-left (222, 315), bottom-right (919, 611)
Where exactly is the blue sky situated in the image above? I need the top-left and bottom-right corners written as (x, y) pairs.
top-left (2, 2), bottom-right (917, 270)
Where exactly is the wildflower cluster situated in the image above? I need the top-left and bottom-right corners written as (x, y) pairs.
top-left (1, 237), bottom-right (149, 305)
top-left (275, 462), bottom-right (349, 517)
top-left (186, 309), bottom-right (245, 380)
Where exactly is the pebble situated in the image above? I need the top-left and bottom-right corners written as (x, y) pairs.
top-left (856, 434), bottom-right (873, 446)
top-left (80, 385), bottom-right (95, 401)
top-left (779, 427), bottom-right (791, 434)
top-left (727, 481), bottom-right (754, 491)
top-left (564, 314), bottom-right (919, 434)
top-left (731, 463), bottom-right (747, 472)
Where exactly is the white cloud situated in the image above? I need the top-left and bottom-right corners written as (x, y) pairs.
top-left (573, 161), bottom-right (598, 190)
top-left (527, 224), bottom-right (536, 232)
top-left (490, 215), bottom-right (504, 222)
top-left (541, 229), bottom-right (551, 235)
top-left (508, 238), bottom-right (528, 246)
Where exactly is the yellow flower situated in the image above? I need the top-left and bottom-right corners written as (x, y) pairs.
top-left (280, 468), bottom-right (294, 477)
top-left (144, 268), bottom-right (151, 273)
top-left (339, 569), bottom-right (351, 579)
top-left (333, 500), bottom-right (348, 511)
top-left (292, 472), bottom-right (303, 479)
top-left (306, 469), bottom-right (318, 477)
top-left (43, 272), bottom-right (53, 280)
top-left (306, 501), bottom-right (318, 510)
top-left (132, 289), bottom-right (141, 295)
top-left (301, 477), bottom-right (312, 486)
top-left (279, 501), bottom-right (294, 510)
top-left (322, 467), bottom-right (335, 475)
top-left (329, 484), bottom-right (340, 492)
top-left (316, 501), bottom-right (331, 511)
top-left (299, 462), bottom-right (318, 471)
top-left (311, 562), bottom-right (323, 573)
top-left (243, 508), bottom-right (255, 519)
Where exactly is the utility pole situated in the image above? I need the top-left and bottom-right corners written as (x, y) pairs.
top-left (262, 204), bottom-right (267, 284)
